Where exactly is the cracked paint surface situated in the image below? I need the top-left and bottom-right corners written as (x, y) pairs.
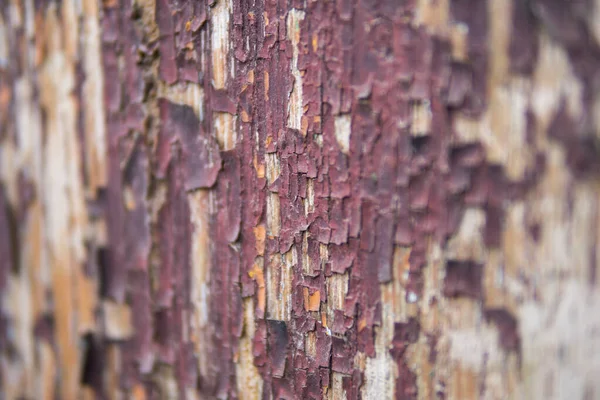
top-left (1, 0), bottom-right (600, 399)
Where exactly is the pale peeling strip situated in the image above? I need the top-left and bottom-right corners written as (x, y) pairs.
top-left (315, 253), bottom-right (328, 290)
top-left (251, 257), bottom-right (266, 316)
top-left (304, 178), bottom-right (315, 216)
top-left (4, 274), bottom-right (35, 398)
top-left (103, 300), bottom-right (134, 340)
top-left (449, 23), bottom-right (469, 62)
top-left (420, 241), bottom-right (443, 333)
top-left (448, 366), bottom-right (479, 400)
top-left (531, 32), bottom-right (583, 135)
top-left (158, 81), bottom-right (205, 121)
top-left (334, 115), bottom-right (351, 154)
top-left (211, 0), bottom-right (232, 89)
top-left (265, 256), bottom-right (280, 320)
top-left (236, 298), bottom-right (264, 400)
top-left (391, 246), bottom-right (412, 319)
top-left (60, 0), bottom-right (79, 61)
top-left (302, 231), bottom-right (312, 275)
top-left (20, 0), bottom-right (35, 43)
top-left (24, 204), bottom-right (49, 321)
top-left (286, 9), bottom-right (305, 132)
top-left (51, 261), bottom-right (80, 399)
top-left (453, 0), bottom-right (533, 180)
top-left (41, 6), bottom-right (88, 264)
top-left (7, 2), bottom-right (22, 34)
top-left (266, 248), bottom-right (294, 321)
top-left (488, 78), bottom-right (532, 180)
top-left (478, 0), bottom-right (520, 174)
top-left (188, 190), bottom-right (212, 379)
top-left (411, 100), bottom-right (432, 137)
top-left (482, 249), bottom-right (507, 309)
top-left (105, 345), bottom-right (124, 400)
top-left (253, 126), bottom-right (265, 178)
top-left (185, 388), bottom-right (200, 400)
top-left (36, 341), bottom-right (57, 400)
top-left (280, 248), bottom-right (295, 321)
top-left (487, 0), bottom-right (512, 90)
top-left (1, 356), bottom-right (25, 400)
top-left (266, 192), bottom-right (281, 237)
top-left (405, 337), bottom-right (435, 400)
top-left (39, 3), bottom-right (89, 397)
top-left (453, 86), bottom-right (533, 181)
top-left (354, 351), bottom-right (366, 372)
top-left (3, 77), bottom-right (43, 207)
top-left (326, 272), bottom-right (348, 329)
top-left (214, 112), bottom-right (237, 150)
top-left (305, 331), bottom-right (317, 358)
top-left (314, 132), bottom-right (324, 147)
top-left (82, 0), bottom-right (107, 193)
top-left (482, 353), bottom-right (520, 400)
top-left (443, 300), bottom-right (480, 361)
top-left (414, 0), bottom-right (469, 63)
top-left (0, 138), bottom-right (18, 205)
top-left (501, 202), bottom-right (530, 295)
top-left (266, 150), bottom-right (281, 185)
top-left (266, 153), bottom-right (281, 236)
top-left (414, 0), bottom-right (449, 33)
top-left (15, 77), bottom-right (49, 323)
top-left (445, 209), bottom-right (487, 264)
top-left (328, 372), bottom-right (348, 400)
top-left (362, 341), bottom-right (396, 399)
top-left (15, 78), bottom-right (43, 177)
top-left (362, 282), bottom-right (397, 399)
top-left (91, 219), bottom-right (108, 248)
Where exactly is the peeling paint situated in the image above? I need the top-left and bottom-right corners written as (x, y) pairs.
top-left (286, 9), bottom-right (305, 132)
top-left (2, 0), bottom-right (600, 398)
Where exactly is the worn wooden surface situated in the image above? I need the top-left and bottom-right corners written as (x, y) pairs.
top-left (1, 0), bottom-right (600, 399)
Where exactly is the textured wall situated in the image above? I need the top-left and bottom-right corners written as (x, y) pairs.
top-left (1, 0), bottom-right (600, 399)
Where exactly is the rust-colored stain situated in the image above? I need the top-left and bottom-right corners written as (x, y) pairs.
top-left (303, 288), bottom-right (321, 312)
top-left (253, 224), bottom-right (266, 256)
